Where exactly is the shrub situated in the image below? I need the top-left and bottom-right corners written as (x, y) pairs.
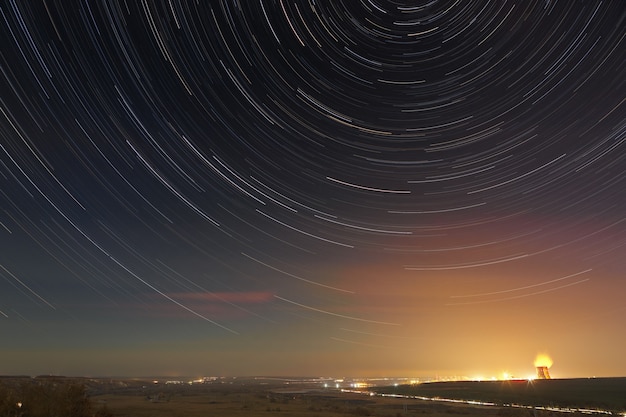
top-left (0, 380), bottom-right (97, 417)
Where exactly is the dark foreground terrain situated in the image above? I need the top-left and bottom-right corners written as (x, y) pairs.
top-left (1, 376), bottom-right (625, 416)
top-left (375, 378), bottom-right (626, 415)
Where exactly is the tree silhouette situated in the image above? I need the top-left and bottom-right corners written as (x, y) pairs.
top-left (0, 380), bottom-right (97, 417)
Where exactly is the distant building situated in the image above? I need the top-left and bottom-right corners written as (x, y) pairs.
top-left (536, 366), bottom-right (551, 379)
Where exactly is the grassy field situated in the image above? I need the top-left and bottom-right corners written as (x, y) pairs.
top-left (89, 378), bottom-right (626, 416)
top-left (93, 388), bottom-right (530, 417)
top-left (375, 378), bottom-right (626, 414)
top-left (3, 376), bottom-right (623, 416)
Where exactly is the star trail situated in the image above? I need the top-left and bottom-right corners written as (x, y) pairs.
top-left (0, 1), bottom-right (624, 378)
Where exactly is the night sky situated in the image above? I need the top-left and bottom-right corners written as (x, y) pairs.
top-left (1, 1), bottom-right (624, 379)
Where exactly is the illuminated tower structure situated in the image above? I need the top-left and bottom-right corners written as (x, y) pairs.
top-left (534, 354), bottom-right (553, 379)
top-left (536, 366), bottom-right (551, 379)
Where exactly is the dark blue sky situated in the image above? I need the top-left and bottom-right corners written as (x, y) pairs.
top-left (1, 1), bottom-right (624, 378)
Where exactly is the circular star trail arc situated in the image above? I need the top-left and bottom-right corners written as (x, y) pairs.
top-left (0, 1), bottom-right (624, 376)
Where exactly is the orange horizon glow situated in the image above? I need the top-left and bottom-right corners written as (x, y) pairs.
top-left (534, 353), bottom-right (553, 368)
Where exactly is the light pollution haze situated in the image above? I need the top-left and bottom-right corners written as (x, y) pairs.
top-left (1, 1), bottom-right (624, 378)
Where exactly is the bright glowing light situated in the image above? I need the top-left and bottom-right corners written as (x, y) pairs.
top-left (534, 353), bottom-right (553, 368)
